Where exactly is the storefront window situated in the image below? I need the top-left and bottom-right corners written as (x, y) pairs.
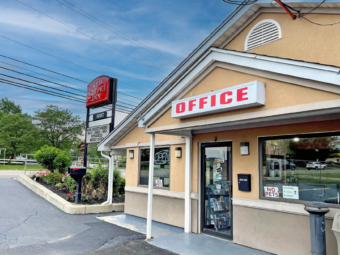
top-left (260, 132), bottom-right (340, 205)
top-left (139, 147), bottom-right (170, 188)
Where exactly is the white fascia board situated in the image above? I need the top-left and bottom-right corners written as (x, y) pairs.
top-left (139, 48), bottom-right (340, 127)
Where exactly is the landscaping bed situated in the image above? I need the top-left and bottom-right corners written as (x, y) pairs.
top-left (32, 164), bottom-right (125, 205)
top-left (36, 178), bottom-right (125, 205)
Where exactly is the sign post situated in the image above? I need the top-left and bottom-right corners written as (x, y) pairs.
top-left (84, 76), bottom-right (117, 167)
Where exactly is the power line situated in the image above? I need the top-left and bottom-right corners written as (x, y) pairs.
top-left (0, 79), bottom-right (84, 103)
top-left (57, 0), bottom-right (179, 66)
top-left (118, 91), bottom-right (142, 100)
top-left (0, 65), bottom-right (86, 93)
top-left (1, 79), bottom-right (131, 114)
top-left (0, 60), bottom-right (88, 89)
top-left (15, 0), bottom-right (169, 75)
top-left (0, 46), bottom-right (150, 93)
top-left (1, 63), bottom-right (140, 107)
top-left (0, 74), bottom-right (84, 99)
top-left (1, 73), bottom-right (135, 111)
top-left (2, 74), bottom-right (135, 111)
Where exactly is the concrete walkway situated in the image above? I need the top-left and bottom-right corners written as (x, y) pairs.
top-left (99, 214), bottom-right (271, 255)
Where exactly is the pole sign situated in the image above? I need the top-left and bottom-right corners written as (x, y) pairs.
top-left (86, 76), bottom-right (117, 109)
top-left (171, 81), bottom-right (265, 119)
top-left (86, 124), bottom-right (110, 144)
top-left (93, 111), bottom-right (107, 121)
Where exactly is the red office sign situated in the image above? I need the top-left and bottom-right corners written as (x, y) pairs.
top-left (86, 76), bottom-right (116, 108)
top-left (171, 81), bottom-right (265, 119)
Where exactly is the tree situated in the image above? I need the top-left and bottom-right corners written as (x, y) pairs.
top-left (0, 98), bottom-right (22, 114)
top-left (34, 145), bottom-right (72, 173)
top-left (0, 113), bottom-right (38, 157)
top-left (34, 105), bottom-right (85, 150)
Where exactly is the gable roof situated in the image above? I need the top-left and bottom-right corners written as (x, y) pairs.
top-left (98, 0), bottom-right (340, 151)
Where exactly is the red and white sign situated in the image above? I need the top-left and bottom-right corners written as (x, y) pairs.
top-left (86, 76), bottom-right (111, 108)
top-left (155, 179), bottom-right (163, 187)
top-left (171, 81), bottom-right (265, 119)
top-left (264, 186), bottom-right (279, 198)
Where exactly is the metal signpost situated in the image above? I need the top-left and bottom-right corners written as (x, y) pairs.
top-left (84, 76), bottom-right (117, 167)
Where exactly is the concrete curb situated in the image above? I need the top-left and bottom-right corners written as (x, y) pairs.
top-left (16, 175), bottom-right (124, 214)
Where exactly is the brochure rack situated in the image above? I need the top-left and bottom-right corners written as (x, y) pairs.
top-left (205, 181), bottom-right (231, 231)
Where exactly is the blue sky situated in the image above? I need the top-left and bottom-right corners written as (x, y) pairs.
top-left (0, 0), bottom-right (236, 124)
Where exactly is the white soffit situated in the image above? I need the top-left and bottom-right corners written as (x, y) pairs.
top-left (138, 48), bottom-right (340, 128)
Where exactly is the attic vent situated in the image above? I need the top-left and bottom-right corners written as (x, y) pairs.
top-left (245, 19), bottom-right (281, 51)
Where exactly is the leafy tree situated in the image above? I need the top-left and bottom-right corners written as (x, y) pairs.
top-left (34, 105), bottom-right (85, 150)
top-left (0, 98), bottom-right (22, 114)
top-left (34, 145), bottom-right (72, 173)
top-left (0, 113), bottom-right (38, 157)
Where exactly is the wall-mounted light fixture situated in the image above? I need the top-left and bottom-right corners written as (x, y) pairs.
top-left (175, 147), bottom-right (182, 158)
top-left (240, 142), bottom-right (250, 156)
top-left (129, 150), bottom-right (134, 159)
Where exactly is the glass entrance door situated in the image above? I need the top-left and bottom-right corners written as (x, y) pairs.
top-left (201, 142), bottom-right (232, 240)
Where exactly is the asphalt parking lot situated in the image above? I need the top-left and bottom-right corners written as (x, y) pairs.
top-left (0, 178), bottom-right (176, 255)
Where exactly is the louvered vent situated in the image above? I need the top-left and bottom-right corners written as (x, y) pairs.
top-left (245, 20), bottom-right (281, 51)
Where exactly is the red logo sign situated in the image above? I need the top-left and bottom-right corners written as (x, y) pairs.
top-left (86, 76), bottom-right (111, 108)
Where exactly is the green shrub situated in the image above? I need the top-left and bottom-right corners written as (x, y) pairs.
top-left (34, 145), bottom-right (72, 173)
top-left (91, 164), bottom-right (109, 190)
top-left (119, 178), bottom-right (125, 195)
top-left (42, 172), bottom-right (63, 185)
top-left (112, 169), bottom-right (121, 196)
top-left (66, 176), bottom-right (77, 192)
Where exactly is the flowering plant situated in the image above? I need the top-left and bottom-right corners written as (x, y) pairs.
top-left (66, 193), bottom-right (74, 202)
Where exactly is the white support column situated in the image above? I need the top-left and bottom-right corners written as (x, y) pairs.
top-left (185, 136), bottom-right (192, 233)
top-left (146, 133), bottom-right (155, 241)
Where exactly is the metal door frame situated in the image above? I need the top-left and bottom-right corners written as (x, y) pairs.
top-left (200, 141), bottom-right (233, 240)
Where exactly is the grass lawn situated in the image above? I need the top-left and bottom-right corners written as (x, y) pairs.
top-left (0, 164), bottom-right (45, 171)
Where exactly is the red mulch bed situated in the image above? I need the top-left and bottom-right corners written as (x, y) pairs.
top-left (35, 178), bottom-right (125, 205)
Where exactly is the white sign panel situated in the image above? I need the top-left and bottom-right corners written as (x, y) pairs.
top-left (283, 186), bottom-right (299, 199)
top-left (264, 186), bottom-right (279, 198)
top-left (156, 179), bottom-right (163, 187)
top-left (86, 124), bottom-right (110, 144)
top-left (171, 81), bottom-right (265, 119)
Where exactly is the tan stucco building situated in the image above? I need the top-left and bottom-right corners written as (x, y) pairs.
top-left (99, 1), bottom-right (340, 254)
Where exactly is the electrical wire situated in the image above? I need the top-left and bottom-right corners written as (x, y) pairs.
top-left (0, 74), bottom-right (84, 99)
top-left (0, 59), bottom-right (87, 89)
top-left (0, 61), bottom-right (140, 107)
top-left (1, 79), bottom-right (131, 114)
top-left (118, 91), bottom-right (143, 100)
top-left (222, 0), bottom-right (257, 5)
top-left (0, 65), bottom-right (86, 93)
top-left (0, 79), bottom-right (84, 103)
top-left (298, 0), bottom-right (325, 18)
top-left (0, 74), bottom-right (135, 110)
top-left (57, 0), bottom-right (179, 66)
top-left (15, 0), bottom-right (168, 75)
top-left (0, 44), bottom-right (150, 93)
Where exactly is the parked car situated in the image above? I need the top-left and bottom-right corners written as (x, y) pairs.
top-left (306, 162), bottom-right (327, 170)
top-left (285, 160), bottom-right (296, 170)
top-left (269, 160), bottom-right (296, 170)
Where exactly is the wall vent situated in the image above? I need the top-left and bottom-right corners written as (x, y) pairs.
top-left (245, 19), bottom-right (281, 51)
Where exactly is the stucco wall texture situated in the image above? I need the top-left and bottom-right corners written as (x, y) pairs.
top-left (149, 67), bottom-right (340, 129)
top-left (226, 13), bottom-right (340, 67)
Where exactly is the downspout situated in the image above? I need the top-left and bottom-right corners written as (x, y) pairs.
top-left (101, 151), bottom-right (113, 205)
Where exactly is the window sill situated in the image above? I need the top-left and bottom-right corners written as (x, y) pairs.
top-left (233, 197), bottom-right (340, 219)
top-left (125, 186), bottom-right (198, 200)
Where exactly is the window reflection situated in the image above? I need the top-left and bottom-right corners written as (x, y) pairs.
top-left (139, 147), bottom-right (170, 188)
top-left (261, 134), bottom-right (340, 204)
